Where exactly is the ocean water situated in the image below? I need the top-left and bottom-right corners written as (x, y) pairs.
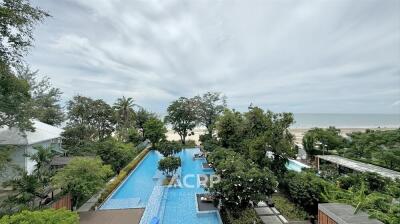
top-left (292, 113), bottom-right (400, 129)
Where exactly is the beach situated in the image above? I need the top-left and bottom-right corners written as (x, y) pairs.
top-left (167, 127), bottom-right (398, 145)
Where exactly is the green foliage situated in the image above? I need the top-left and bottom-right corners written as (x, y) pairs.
top-left (113, 96), bottom-right (136, 142)
top-left (208, 148), bottom-right (277, 209)
top-left (280, 171), bottom-right (333, 215)
top-left (272, 194), bottom-right (308, 221)
top-left (1, 170), bottom-right (41, 211)
top-left (0, 146), bottom-right (12, 175)
top-left (17, 66), bottom-right (64, 126)
top-left (165, 97), bottom-right (198, 144)
top-left (192, 92), bottom-right (226, 134)
top-left (0, 61), bottom-right (33, 131)
top-left (94, 139), bottom-right (136, 173)
top-left (97, 149), bottom-right (149, 207)
top-left (302, 127), bottom-right (346, 156)
top-left (27, 145), bottom-right (54, 187)
top-left (343, 129), bottom-right (400, 171)
top-left (156, 141), bottom-right (182, 157)
top-left (216, 109), bottom-right (244, 149)
top-left (143, 117), bottom-right (167, 147)
top-left (62, 96), bottom-right (116, 153)
top-left (223, 209), bottom-right (263, 224)
top-left (0, 209), bottom-right (78, 224)
top-left (134, 108), bottom-right (157, 137)
top-left (52, 157), bottom-right (113, 207)
top-left (0, 0), bottom-right (49, 65)
top-left (158, 156), bottom-right (181, 177)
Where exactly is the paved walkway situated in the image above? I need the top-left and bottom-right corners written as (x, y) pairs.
top-left (79, 208), bottom-right (144, 224)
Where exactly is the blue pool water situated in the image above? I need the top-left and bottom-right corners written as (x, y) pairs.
top-left (161, 149), bottom-right (220, 224)
top-left (101, 150), bottom-right (162, 209)
top-left (286, 159), bottom-right (310, 172)
top-left (101, 148), bottom-right (221, 224)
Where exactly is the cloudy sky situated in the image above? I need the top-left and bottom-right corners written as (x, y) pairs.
top-left (28, 0), bottom-right (400, 114)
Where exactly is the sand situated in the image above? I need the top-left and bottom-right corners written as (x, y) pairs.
top-left (166, 127), bottom-right (397, 145)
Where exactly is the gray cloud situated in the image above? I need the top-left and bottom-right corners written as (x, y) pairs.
top-left (28, 0), bottom-right (400, 114)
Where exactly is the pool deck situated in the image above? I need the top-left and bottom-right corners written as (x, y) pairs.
top-left (196, 194), bottom-right (218, 212)
top-left (79, 208), bottom-right (144, 224)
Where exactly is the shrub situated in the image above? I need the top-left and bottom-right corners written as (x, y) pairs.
top-left (96, 148), bottom-right (149, 207)
top-left (0, 209), bottom-right (78, 224)
top-left (222, 209), bottom-right (262, 224)
top-left (272, 194), bottom-right (308, 221)
top-left (281, 171), bottom-right (332, 215)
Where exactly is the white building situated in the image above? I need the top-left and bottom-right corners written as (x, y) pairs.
top-left (0, 120), bottom-right (64, 185)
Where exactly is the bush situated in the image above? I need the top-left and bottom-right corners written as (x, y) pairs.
top-left (272, 194), bottom-right (308, 221)
top-left (281, 171), bottom-right (332, 215)
top-left (183, 140), bottom-right (197, 148)
top-left (96, 148), bottom-right (150, 207)
top-left (0, 209), bottom-right (78, 224)
top-left (221, 208), bottom-right (262, 224)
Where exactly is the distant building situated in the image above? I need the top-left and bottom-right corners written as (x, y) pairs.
top-left (0, 120), bottom-right (64, 186)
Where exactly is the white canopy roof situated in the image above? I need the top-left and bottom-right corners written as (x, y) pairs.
top-left (0, 120), bottom-right (63, 145)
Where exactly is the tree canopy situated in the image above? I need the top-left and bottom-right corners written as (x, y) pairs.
top-left (165, 97), bottom-right (197, 144)
top-left (52, 157), bottom-right (113, 207)
top-left (143, 117), bottom-right (167, 148)
top-left (193, 92), bottom-right (226, 134)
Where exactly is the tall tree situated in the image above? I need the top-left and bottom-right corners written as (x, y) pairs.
top-left (135, 108), bottom-right (157, 138)
top-left (165, 97), bottom-right (197, 144)
top-left (113, 96), bottom-right (136, 141)
top-left (0, 0), bottom-right (49, 131)
top-left (17, 65), bottom-right (64, 126)
top-left (143, 117), bottom-right (167, 148)
top-left (0, 61), bottom-right (33, 131)
top-left (215, 109), bottom-right (243, 149)
top-left (193, 92), bottom-right (226, 135)
top-left (62, 96), bottom-right (115, 153)
top-left (0, 0), bottom-right (49, 65)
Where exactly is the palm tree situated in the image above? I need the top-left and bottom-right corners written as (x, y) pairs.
top-left (114, 96), bottom-right (136, 126)
top-left (27, 146), bottom-right (54, 188)
top-left (114, 96), bottom-right (137, 141)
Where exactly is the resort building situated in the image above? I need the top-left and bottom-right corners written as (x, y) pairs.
top-left (0, 120), bottom-right (64, 186)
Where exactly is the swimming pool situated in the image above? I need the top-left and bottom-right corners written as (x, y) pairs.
top-left (100, 150), bottom-right (162, 209)
top-left (286, 159), bottom-right (310, 172)
top-left (100, 148), bottom-right (221, 224)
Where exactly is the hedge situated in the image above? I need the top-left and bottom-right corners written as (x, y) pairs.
top-left (95, 148), bottom-right (150, 208)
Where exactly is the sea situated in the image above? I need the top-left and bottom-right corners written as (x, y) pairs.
top-left (292, 113), bottom-right (400, 129)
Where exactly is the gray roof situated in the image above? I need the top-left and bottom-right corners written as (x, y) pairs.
top-left (50, 156), bottom-right (73, 166)
top-left (317, 155), bottom-right (400, 180)
top-left (318, 203), bottom-right (383, 224)
top-left (0, 120), bottom-right (63, 145)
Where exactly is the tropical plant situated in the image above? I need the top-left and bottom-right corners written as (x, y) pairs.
top-left (158, 156), bottom-right (181, 177)
top-left (114, 96), bottom-right (136, 141)
top-left (52, 157), bottom-right (113, 208)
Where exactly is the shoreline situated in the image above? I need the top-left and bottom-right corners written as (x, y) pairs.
top-left (166, 127), bottom-right (399, 145)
